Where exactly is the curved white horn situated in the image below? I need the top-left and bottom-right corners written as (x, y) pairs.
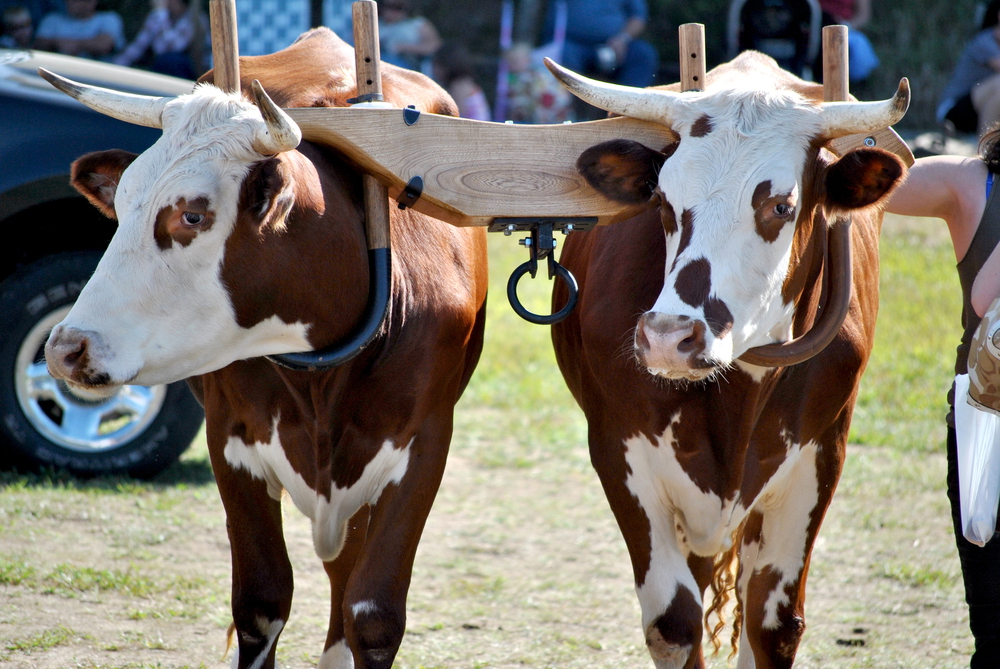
top-left (818, 78), bottom-right (910, 139)
top-left (250, 80), bottom-right (301, 155)
top-left (38, 68), bottom-right (168, 129)
top-left (544, 57), bottom-right (686, 125)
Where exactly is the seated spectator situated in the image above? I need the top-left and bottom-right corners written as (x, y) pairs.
top-left (378, 0), bottom-right (441, 76)
top-left (504, 42), bottom-right (574, 124)
top-left (1, 5), bottom-right (32, 48)
top-left (433, 44), bottom-right (491, 121)
top-left (939, 0), bottom-right (1000, 137)
top-left (547, 0), bottom-right (658, 88)
top-left (34, 0), bottom-right (124, 60)
top-left (114, 0), bottom-right (207, 79)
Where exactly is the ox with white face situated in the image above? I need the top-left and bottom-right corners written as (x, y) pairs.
top-left (42, 77), bottom-right (309, 394)
top-left (549, 56), bottom-right (908, 381)
top-left (640, 89), bottom-right (813, 378)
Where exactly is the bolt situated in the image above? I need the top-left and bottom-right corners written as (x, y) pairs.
top-left (519, 238), bottom-right (532, 247)
top-left (864, 136), bottom-right (876, 147)
top-left (562, 223), bottom-right (575, 235)
top-left (504, 223), bottom-right (516, 236)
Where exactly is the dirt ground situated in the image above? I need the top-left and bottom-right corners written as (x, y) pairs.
top-left (0, 403), bottom-right (976, 669)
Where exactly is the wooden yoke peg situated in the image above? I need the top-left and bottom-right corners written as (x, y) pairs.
top-left (352, 0), bottom-right (392, 252)
top-left (679, 23), bottom-right (706, 93)
top-left (823, 24), bottom-right (848, 103)
top-left (209, 0), bottom-right (240, 94)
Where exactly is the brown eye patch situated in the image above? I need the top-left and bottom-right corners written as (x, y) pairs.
top-left (154, 197), bottom-right (215, 250)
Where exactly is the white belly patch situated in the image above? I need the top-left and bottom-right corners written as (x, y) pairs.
top-left (223, 416), bottom-right (412, 561)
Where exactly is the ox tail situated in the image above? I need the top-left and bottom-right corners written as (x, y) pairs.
top-left (222, 621), bottom-right (236, 661)
top-left (704, 520), bottom-right (746, 661)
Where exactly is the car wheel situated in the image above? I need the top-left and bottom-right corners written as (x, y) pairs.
top-left (0, 252), bottom-right (204, 479)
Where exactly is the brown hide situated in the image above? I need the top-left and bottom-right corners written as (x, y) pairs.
top-left (195, 28), bottom-right (488, 669)
top-left (551, 55), bottom-right (890, 668)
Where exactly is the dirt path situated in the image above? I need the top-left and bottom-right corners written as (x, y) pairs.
top-left (0, 419), bottom-right (974, 669)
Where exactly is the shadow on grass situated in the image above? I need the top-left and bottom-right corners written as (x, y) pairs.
top-left (0, 456), bottom-right (215, 492)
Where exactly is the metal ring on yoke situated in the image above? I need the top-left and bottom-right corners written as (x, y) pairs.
top-left (507, 258), bottom-right (579, 325)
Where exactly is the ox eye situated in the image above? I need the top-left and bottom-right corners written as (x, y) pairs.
top-left (773, 203), bottom-right (794, 218)
top-left (181, 212), bottom-right (206, 226)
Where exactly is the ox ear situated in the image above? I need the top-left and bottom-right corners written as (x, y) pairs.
top-left (239, 157), bottom-right (296, 230)
top-left (577, 139), bottom-right (671, 205)
top-left (71, 150), bottom-right (138, 220)
top-left (826, 148), bottom-right (906, 211)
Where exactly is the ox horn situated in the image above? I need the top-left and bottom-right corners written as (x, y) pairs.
top-left (38, 68), bottom-right (167, 129)
top-left (544, 57), bottom-right (686, 125)
top-left (817, 78), bottom-right (910, 139)
top-left (250, 80), bottom-right (301, 155)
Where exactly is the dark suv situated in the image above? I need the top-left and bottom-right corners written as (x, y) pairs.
top-left (0, 49), bottom-right (204, 478)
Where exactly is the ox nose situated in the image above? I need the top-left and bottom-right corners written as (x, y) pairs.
top-left (635, 313), bottom-right (708, 373)
top-left (45, 325), bottom-right (111, 388)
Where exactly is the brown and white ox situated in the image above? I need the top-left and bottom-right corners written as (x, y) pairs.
top-left (41, 29), bottom-right (488, 669)
top-left (548, 52), bottom-right (907, 668)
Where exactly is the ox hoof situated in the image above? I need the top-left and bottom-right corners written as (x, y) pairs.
top-left (646, 629), bottom-right (693, 669)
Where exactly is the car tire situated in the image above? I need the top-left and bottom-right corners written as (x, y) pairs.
top-left (0, 252), bottom-right (204, 479)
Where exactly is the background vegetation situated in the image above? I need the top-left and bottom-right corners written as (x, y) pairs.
top-left (89, 0), bottom-right (988, 129)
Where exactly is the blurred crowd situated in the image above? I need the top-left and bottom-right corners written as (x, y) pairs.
top-left (3, 0), bottom-right (1000, 136)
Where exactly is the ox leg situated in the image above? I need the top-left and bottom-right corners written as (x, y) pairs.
top-left (211, 452), bottom-right (293, 669)
top-left (590, 438), bottom-right (708, 669)
top-left (341, 421), bottom-right (450, 669)
top-left (735, 440), bottom-right (837, 669)
top-left (319, 506), bottom-right (370, 669)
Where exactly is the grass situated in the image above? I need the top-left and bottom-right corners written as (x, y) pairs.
top-left (851, 214), bottom-right (960, 452)
top-left (0, 212), bottom-right (974, 668)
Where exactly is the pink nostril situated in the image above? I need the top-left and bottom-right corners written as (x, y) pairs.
top-left (676, 320), bottom-right (706, 353)
top-left (64, 339), bottom-right (87, 366)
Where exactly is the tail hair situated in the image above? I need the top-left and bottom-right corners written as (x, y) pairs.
top-left (704, 521), bottom-right (746, 662)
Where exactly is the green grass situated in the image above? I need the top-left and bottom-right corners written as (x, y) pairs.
top-left (851, 215), bottom-right (960, 452)
top-left (4, 626), bottom-right (76, 653)
top-left (468, 215), bottom-right (960, 460)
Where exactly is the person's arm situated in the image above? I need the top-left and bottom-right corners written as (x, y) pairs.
top-left (883, 155), bottom-right (988, 262)
top-left (607, 0), bottom-right (647, 60)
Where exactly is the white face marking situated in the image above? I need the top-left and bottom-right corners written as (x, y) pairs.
top-left (318, 639), bottom-right (355, 669)
top-left (643, 87), bottom-right (821, 373)
top-left (223, 416), bottom-right (412, 561)
top-left (50, 86), bottom-right (312, 389)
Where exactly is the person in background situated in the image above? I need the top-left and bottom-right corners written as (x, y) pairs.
top-left (34, 0), bottom-right (123, 60)
top-left (818, 0), bottom-right (879, 83)
top-left (503, 42), bottom-right (573, 124)
top-left (433, 44), bottom-right (491, 121)
top-left (377, 0), bottom-right (440, 76)
top-left (884, 126), bottom-right (1000, 669)
top-left (0, 5), bottom-right (32, 47)
top-left (114, 0), bottom-right (207, 79)
top-left (549, 0), bottom-right (657, 88)
top-left (939, 0), bottom-right (1000, 137)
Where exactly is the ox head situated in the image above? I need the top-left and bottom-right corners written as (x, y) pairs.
top-left (548, 55), bottom-right (906, 381)
top-left (40, 71), bottom-right (311, 395)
